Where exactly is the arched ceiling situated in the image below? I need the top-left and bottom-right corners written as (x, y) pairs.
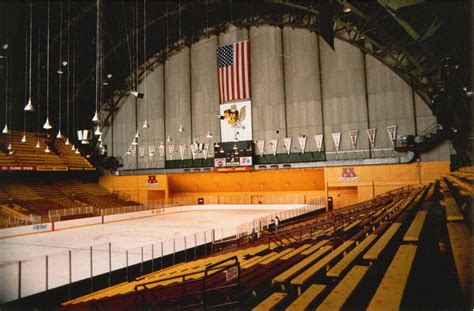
top-left (0, 0), bottom-right (471, 162)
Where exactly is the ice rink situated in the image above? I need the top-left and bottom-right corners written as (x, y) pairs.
top-left (0, 204), bottom-right (310, 303)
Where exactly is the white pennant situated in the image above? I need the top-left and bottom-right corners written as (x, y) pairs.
top-left (269, 138), bottom-right (278, 156)
top-left (367, 128), bottom-right (377, 148)
top-left (332, 132), bottom-right (341, 151)
top-left (256, 139), bottom-right (265, 156)
top-left (387, 125), bottom-right (397, 145)
top-left (179, 145), bottom-right (187, 160)
top-left (168, 145), bottom-right (175, 160)
top-left (283, 137), bottom-right (292, 155)
top-left (148, 145), bottom-right (156, 158)
top-left (139, 146), bottom-right (146, 158)
top-left (158, 144), bottom-right (165, 159)
top-left (203, 143), bottom-right (210, 159)
top-left (314, 134), bottom-right (324, 152)
top-left (349, 130), bottom-right (358, 149)
top-left (191, 143), bottom-right (198, 160)
top-left (298, 136), bottom-right (307, 153)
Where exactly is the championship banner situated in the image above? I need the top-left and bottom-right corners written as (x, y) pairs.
top-left (190, 143), bottom-right (198, 160)
top-left (148, 145), bottom-right (156, 158)
top-left (349, 130), bottom-right (358, 149)
top-left (283, 137), bottom-right (292, 155)
top-left (332, 132), bottom-right (341, 151)
top-left (367, 128), bottom-right (377, 148)
top-left (203, 143), bottom-right (210, 159)
top-left (298, 136), bottom-right (307, 153)
top-left (387, 125), bottom-right (397, 145)
top-left (269, 138), bottom-right (278, 156)
top-left (158, 144), bottom-right (165, 159)
top-left (220, 100), bottom-right (252, 142)
top-left (139, 146), bottom-right (146, 158)
top-left (256, 139), bottom-right (265, 156)
top-left (168, 145), bottom-right (175, 160)
top-left (179, 145), bottom-right (187, 161)
top-left (314, 134), bottom-right (324, 152)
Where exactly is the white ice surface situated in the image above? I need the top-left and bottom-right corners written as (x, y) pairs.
top-left (0, 205), bottom-right (301, 303)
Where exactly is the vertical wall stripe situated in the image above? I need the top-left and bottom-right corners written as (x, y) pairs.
top-left (281, 28), bottom-right (288, 138)
top-left (316, 35), bottom-right (325, 151)
top-left (189, 48), bottom-right (193, 144)
top-left (163, 63), bottom-right (167, 163)
top-left (412, 88), bottom-right (418, 136)
top-left (362, 53), bottom-right (372, 158)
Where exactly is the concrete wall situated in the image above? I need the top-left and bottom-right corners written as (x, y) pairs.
top-left (103, 24), bottom-right (443, 168)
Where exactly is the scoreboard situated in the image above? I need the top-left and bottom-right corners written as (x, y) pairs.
top-left (213, 141), bottom-right (253, 168)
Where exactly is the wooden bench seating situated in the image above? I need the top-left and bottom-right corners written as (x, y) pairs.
top-left (252, 292), bottom-right (287, 311)
top-left (317, 265), bottom-right (369, 310)
top-left (442, 197), bottom-right (464, 221)
top-left (446, 223), bottom-right (471, 300)
top-left (403, 211), bottom-right (427, 242)
top-left (327, 234), bottom-right (377, 278)
top-left (367, 245), bottom-right (417, 311)
top-left (285, 284), bottom-right (325, 311)
top-left (363, 223), bottom-right (401, 262)
top-left (272, 241), bottom-right (330, 288)
top-left (291, 241), bottom-right (354, 295)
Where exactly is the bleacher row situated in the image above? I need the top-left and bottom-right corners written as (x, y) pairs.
top-left (58, 174), bottom-right (472, 310)
top-left (0, 177), bottom-right (138, 220)
top-left (0, 131), bottom-right (92, 168)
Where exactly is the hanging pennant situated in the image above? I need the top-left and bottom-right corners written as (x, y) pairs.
top-left (191, 143), bottom-right (198, 160)
top-left (367, 128), bottom-right (377, 148)
top-left (283, 137), bottom-right (292, 155)
top-left (387, 125), bottom-right (397, 145)
top-left (148, 145), bottom-right (156, 158)
top-left (349, 130), bottom-right (358, 149)
top-left (298, 136), bottom-right (307, 153)
top-left (179, 145), bottom-right (187, 160)
top-left (158, 144), bottom-right (165, 159)
top-left (332, 132), bottom-right (341, 151)
top-left (168, 144), bottom-right (175, 160)
top-left (314, 134), bottom-right (324, 152)
top-left (139, 146), bottom-right (146, 158)
top-left (203, 143), bottom-right (210, 160)
top-left (269, 138), bottom-right (278, 156)
top-left (256, 139), bottom-right (265, 156)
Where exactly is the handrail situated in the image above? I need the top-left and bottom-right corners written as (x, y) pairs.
top-left (134, 256), bottom-right (240, 309)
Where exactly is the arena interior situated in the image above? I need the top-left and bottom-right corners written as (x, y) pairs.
top-left (0, 0), bottom-right (472, 310)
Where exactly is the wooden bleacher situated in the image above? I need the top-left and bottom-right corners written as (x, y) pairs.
top-left (59, 182), bottom-right (471, 310)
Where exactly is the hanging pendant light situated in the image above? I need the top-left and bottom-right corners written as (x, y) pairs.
top-left (206, 131), bottom-right (213, 138)
top-left (71, 144), bottom-right (75, 151)
top-left (43, 117), bottom-right (52, 129)
top-left (142, 120), bottom-right (149, 129)
top-left (75, 148), bottom-right (80, 154)
top-left (134, 131), bottom-right (140, 138)
top-left (131, 139), bottom-right (138, 146)
top-left (2, 124), bottom-right (8, 134)
top-left (178, 124), bottom-right (184, 132)
top-left (166, 135), bottom-right (172, 142)
top-left (7, 143), bottom-right (12, 150)
top-left (64, 138), bottom-right (70, 145)
top-left (35, 141), bottom-right (41, 148)
top-left (92, 111), bottom-right (99, 122)
top-left (9, 150), bottom-right (15, 155)
top-left (99, 142), bottom-right (103, 148)
top-left (94, 125), bottom-right (102, 136)
top-left (44, 145), bottom-right (50, 153)
top-left (24, 97), bottom-right (34, 112)
top-left (98, 134), bottom-right (102, 142)
top-left (21, 135), bottom-right (27, 143)
top-left (56, 130), bottom-right (63, 139)
top-left (61, 60), bottom-right (68, 66)
top-left (57, 68), bottom-right (63, 74)
top-left (233, 143), bottom-right (238, 150)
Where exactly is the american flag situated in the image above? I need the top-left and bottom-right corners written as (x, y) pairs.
top-left (217, 40), bottom-right (250, 103)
